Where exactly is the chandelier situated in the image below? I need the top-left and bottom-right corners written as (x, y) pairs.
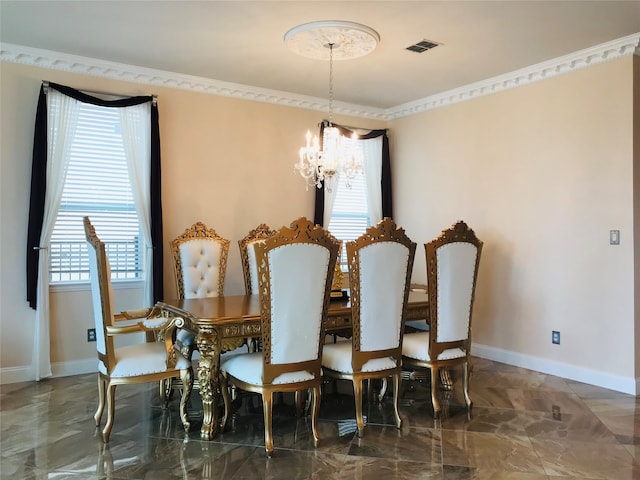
top-left (285, 21), bottom-right (380, 191)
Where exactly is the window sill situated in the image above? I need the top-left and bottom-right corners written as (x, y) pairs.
top-left (50, 280), bottom-right (144, 293)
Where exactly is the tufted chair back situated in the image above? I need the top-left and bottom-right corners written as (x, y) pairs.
top-left (171, 222), bottom-right (230, 299)
top-left (238, 224), bottom-right (278, 295)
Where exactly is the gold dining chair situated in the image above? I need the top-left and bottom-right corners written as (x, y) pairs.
top-left (220, 217), bottom-right (340, 456)
top-left (162, 222), bottom-right (244, 399)
top-left (321, 217), bottom-right (416, 437)
top-left (402, 221), bottom-right (483, 417)
top-left (84, 217), bottom-right (193, 442)
top-left (238, 223), bottom-right (278, 352)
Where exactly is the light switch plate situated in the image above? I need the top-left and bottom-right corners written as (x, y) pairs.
top-left (610, 230), bottom-right (620, 245)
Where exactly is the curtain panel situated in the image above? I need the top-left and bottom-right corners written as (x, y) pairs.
top-left (313, 121), bottom-right (392, 226)
top-left (26, 82), bottom-right (164, 309)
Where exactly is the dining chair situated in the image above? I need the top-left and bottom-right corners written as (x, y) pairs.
top-left (84, 216), bottom-right (193, 442)
top-left (238, 223), bottom-right (278, 295)
top-left (321, 217), bottom-right (416, 437)
top-left (163, 222), bottom-right (241, 399)
top-left (238, 223), bottom-right (278, 353)
top-left (402, 220), bottom-right (483, 417)
top-left (220, 217), bottom-right (340, 456)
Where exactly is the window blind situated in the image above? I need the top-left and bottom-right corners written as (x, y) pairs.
top-left (49, 102), bottom-right (143, 282)
top-left (327, 171), bottom-right (370, 266)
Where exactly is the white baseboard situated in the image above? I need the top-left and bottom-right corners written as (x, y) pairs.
top-left (51, 358), bottom-right (98, 378)
top-left (0, 365), bottom-right (34, 384)
top-left (472, 343), bottom-right (638, 395)
top-left (2, 347), bottom-right (639, 396)
top-left (0, 358), bottom-right (97, 385)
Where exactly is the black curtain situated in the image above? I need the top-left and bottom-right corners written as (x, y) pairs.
top-left (313, 121), bottom-right (392, 226)
top-left (26, 82), bottom-right (163, 308)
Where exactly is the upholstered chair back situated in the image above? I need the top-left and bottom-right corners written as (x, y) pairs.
top-left (254, 217), bottom-right (339, 384)
top-left (426, 221), bottom-right (483, 360)
top-left (347, 217), bottom-right (416, 372)
top-left (171, 222), bottom-right (230, 299)
top-left (84, 217), bottom-right (116, 374)
top-left (238, 224), bottom-right (278, 295)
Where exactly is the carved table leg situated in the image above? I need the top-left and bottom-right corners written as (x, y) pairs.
top-left (196, 326), bottom-right (221, 440)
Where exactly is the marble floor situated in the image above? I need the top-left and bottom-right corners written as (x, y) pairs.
top-left (1, 357), bottom-right (639, 479)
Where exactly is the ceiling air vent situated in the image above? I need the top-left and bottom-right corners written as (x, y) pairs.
top-left (406, 39), bottom-right (440, 53)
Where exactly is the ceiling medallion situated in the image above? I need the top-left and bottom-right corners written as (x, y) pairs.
top-left (284, 20), bottom-right (379, 61)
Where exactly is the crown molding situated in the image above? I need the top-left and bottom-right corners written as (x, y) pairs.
top-left (2, 32), bottom-right (638, 121)
top-left (386, 32), bottom-right (640, 120)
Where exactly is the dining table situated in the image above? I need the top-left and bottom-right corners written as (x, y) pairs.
top-left (153, 290), bottom-right (429, 440)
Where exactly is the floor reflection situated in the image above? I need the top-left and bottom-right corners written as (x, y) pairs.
top-left (1, 357), bottom-right (639, 479)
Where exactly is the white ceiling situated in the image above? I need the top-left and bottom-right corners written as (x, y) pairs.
top-left (1, 1), bottom-right (639, 110)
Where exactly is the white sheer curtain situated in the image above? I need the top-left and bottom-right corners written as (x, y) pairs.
top-left (362, 136), bottom-right (383, 225)
top-left (323, 133), bottom-right (383, 227)
top-left (119, 103), bottom-right (153, 306)
top-left (34, 89), bottom-right (80, 380)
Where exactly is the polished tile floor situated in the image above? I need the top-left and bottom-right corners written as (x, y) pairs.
top-left (2, 357), bottom-right (639, 479)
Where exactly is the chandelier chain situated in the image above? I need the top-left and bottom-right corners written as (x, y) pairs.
top-left (294, 40), bottom-right (363, 192)
top-left (328, 43), bottom-right (334, 124)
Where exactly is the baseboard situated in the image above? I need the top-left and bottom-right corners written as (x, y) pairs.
top-left (51, 358), bottom-right (98, 378)
top-left (0, 358), bottom-right (97, 385)
top-left (472, 343), bottom-right (638, 395)
top-left (3, 348), bottom-right (639, 396)
top-left (0, 365), bottom-right (34, 384)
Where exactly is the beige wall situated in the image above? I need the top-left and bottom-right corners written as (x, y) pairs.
top-left (1, 56), bottom-right (637, 393)
top-left (391, 56), bottom-right (636, 391)
top-left (0, 61), bottom-right (385, 380)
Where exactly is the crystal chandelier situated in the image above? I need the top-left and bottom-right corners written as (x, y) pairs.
top-left (285, 21), bottom-right (379, 192)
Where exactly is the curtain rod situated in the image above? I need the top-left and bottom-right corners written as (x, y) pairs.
top-left (42, 81), bottom-right (157, 105)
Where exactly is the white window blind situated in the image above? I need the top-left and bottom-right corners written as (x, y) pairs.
top-left (49, 102), bottom-right (144, 283)
top-left (327, 171), bottom-right (370, 266)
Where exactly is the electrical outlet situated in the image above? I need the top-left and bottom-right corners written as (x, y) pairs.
top-left (552, 330), bottom-right (560, 345)
top-left (87, 328), bottom-right (96, 342)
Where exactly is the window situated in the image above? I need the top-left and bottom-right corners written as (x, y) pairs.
top-left (327, 171), bottom-right (370, 266)
top-left (49, 102), bottom-right (143, 283)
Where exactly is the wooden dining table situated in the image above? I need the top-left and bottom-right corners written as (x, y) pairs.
top-left (153, 290), bottom-right (429, 440)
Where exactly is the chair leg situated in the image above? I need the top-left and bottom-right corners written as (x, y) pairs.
top-left (295, 390), bottom-right (302, 417)
top-left (310, 385), bottom-right (321, 446)
top-left (378, 377), bottom-right (388, 402)
top-left (463, 361), bottom-right (473, 410)
top-left (159, 378), bottom-right (174, 406)
top-left (220, 372), bottom-right (231, 430)
top-left (353, 378), bottom-right (365, 437)
top-left (94, 376), bottom-right (106, 426)
top-left (179, 368), bottom-right (193, 432)
top-left (262, 391), bottom-right (274, 457)
top-left (392, 373), bottom-right (402, 429)
top-left (430, 366), bottom-right (441, 418)
top-left (102, 383), bottom-right (116, 442)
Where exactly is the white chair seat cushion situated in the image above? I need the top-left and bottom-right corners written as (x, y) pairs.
top-left (100, 342), bottom-right (190, 376)
top-left (221, 352), bottom-right (315, 385)
top-left (322, 340), bottom-right (397, 374)
top-left (176, 328), bottom-right (196, 346)
top-left (402, 332), bottom-right (465, 361)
